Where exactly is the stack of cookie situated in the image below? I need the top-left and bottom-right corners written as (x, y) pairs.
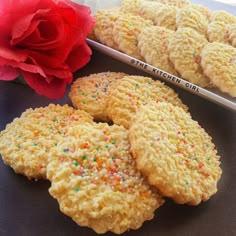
top-left (91, 0), bottom-right (236, 97)
top-left (0, 72), bottom-right (222, 234)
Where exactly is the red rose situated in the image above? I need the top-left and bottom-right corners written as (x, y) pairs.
top-left (0, 0), bottom-right (95, 98)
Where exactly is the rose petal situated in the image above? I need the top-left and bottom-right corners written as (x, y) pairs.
top-left (22, 71), bottom-right (68, 99)
top-left (66, 41), bottom-right (92, 72)
top-left (0, 56), bottom-right (46, 77)
top-left (11, 8), bottom-right (65, 50)
top-left (0, 45), bottom-right (28, 62)
top-left (0, 65), bottom-right (19, 81)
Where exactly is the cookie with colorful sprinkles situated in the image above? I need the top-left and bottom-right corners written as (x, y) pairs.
top-left (201, 42), bottom-right (236, 97)
top-left (176, 5), bottom-right (209, 37)
top-left (69, 72), bottom-right (127, 122)
top-left (168, 27), bottom-right (211, 87)
top-left (138, 25), bottom-right (178, 75)
top-left (207, 21), bottom-right (229, 44)
top-left (93, 9), bottom-right (121, 50)
top-left (106, 75), bottom-right (188, 129)
top-left (0, 104), bottom-right (93, 179)
top-left (139, 1), bottom-right (178, 30)
top-left (128, 101), bottom-right (222, 205)
top-left (47, 122), bottom-right (164, 234)
top-left (112, 13), bottom-right (153, 60)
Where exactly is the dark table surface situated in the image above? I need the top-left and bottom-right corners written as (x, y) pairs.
top-left (1, 1), bottom-right (236, 236)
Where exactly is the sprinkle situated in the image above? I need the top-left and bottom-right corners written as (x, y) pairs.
top-left (135, 83), bottom-right (139, 87)
top-left (111, 156), bottom-right (116, 160)
top-left (63, 148), bottom-right (69, 153)
top-left (93, 158), bottom-right (97, 162)
top-left (103, 88), bottom-right (107, 92)
top-left (75, 187), bottom-right (80, 192)
top-left (18, 135), bottom-right (22, 138)
top-left (73, 161), bottom-right (79, 167)
top-left (199, 163), bottom-right (204, 168)
top-left (82, 101), bottom-right (86, 104)
top-left (34, 143), bottom-right (38, 146)
top-left (186, 181), bottom-right (189, 185)
top-left (111, 141), bottom-right (116, 145)
top-left (17, 145), bottom-right (21, 149)
top-left (82, 155), bottom-right (87, 160)
top-left (81, 143), bottom-right (89, 149)
top-left (105, 145), bottom-right (109, 149)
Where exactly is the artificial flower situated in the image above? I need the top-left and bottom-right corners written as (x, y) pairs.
top-left (0, 0), bottom-right (95, 98)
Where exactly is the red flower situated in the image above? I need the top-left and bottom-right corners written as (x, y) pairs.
top-left (0, 0), bottom-right (95, 98)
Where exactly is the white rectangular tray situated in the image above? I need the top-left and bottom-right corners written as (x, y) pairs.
top-left (87, 39), bottom-right (236, 111)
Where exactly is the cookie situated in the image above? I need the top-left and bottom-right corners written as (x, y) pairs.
top-left (168, 27), bottom-right (211, 87)
top-left (112, 13), bottom-right (153, 60)
top-left (190, 4), bottom-right (211, 21)
top-left (176, 5), bottom-right (209, 36)
top-left (228, 23), bottom-right (236, 47)
top-left (147, 0), bottom-right (190, 8)
top-left (0, 104), bottom-right (93, 179)
top-left (138, 26), bottom-right (178, 75)
top-left (69, 72), bottom-right (127, 122)
top-left (106, 75), bottom-right (188, 129)
top-left (93, 9), bottom-right (121, 50)
top-left (47, 122), bottom-right (164, 234)
top-left (201, 42), bottom-right (236, 97)
top-left (207, 21), bottom-right (229, 44)
top-left (120, 0), bottom-right (142, 15)
top-left (210, 10), bottom-right (236, 24)
top-left (128, 101), bottom-right (222, 205)
top-left (140, 1), bottom-right (178, 30)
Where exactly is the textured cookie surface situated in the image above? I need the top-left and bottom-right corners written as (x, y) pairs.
top-left (128, 102), bottom-right (222, 205)
top-left (201, 42), bottom-right (236, 97)
top-left (120, 0), bottom-right (142, 15)
top-left (138, 26), bottom-right (178, 75)
top-left (47, 123), bottom-right (164, 234)
top-left (210, 10), bottom-right (236, 24)
top-left (113, 13), bottom-right (152, 59)
top-left (168, 28), bottom-right (211, 87)
top-left (140, 1), bottom-right (178, 30)
top-left (93, 9), bottom-right (121, 50)
top-left (0, 104), bottom-right (93, 179)
top-left (207, 21), bottom-right (229, 44)
top-left (148, 0), bottom-right (190, 8)
top-left (69, 72), bottom-right (127, 121)
top-left (106, 75), bottom-right (188, 129)
top-left (176, 5), bottom-right (209, 36)
top-left (228, 24), bottom-right (236, 47)
top-left (190, 4), bottom-right (211, 21)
